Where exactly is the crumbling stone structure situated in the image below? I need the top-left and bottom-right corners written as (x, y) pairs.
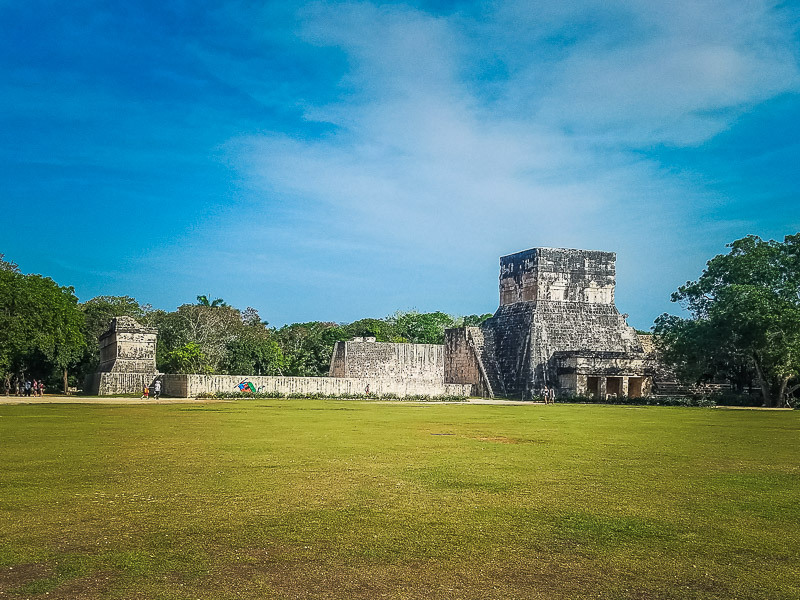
top-left (85, 316), bottom-right (161, 395)
top-left (445, 247), bottom-right (652, 399)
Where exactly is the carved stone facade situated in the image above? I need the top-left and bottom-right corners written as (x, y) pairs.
top-left (96, 316), bottom-right (158, 373)
top-left (445, 247), bottom-right (652, 399)
top-left (86, 317), bottom-right (161, 395)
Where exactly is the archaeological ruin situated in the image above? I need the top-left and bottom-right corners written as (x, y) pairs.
top-left (443, 247), bottom-right (652, 399)
top-left (90, 246), bottom-right (653, 400)
top-left (85, 316), bottom-right (162, 395)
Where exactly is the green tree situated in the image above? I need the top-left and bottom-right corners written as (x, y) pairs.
top-left (196, 295), bottom-right (228, 308)
top-left (0, 265), bottom-right (85, 393)
top-left (458, 313), bottom-right (494, 327)
top-left (164, 342), bottom-right (212, 374)
top-left (150, 303), bottom-right (243, 372)
top-left (273, 322), bottom-right (341, 376)
top-left (223, 337), bottom-right (286, 376)
top-left (390, 310), bottom-right (458, 344)
top-left (0, 254), bottom-right (20, 273)
top-left (654, 234), bottom-right (800, 407)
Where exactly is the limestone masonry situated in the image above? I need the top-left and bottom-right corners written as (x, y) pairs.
top-left (443, 247), bottom-right (652, 399)
top-left (91, 246), bottom-right (653, 400)
top-left (329, 338), bottom-right (444, 381)
top-left (86, 317), bottom-right (161, 395)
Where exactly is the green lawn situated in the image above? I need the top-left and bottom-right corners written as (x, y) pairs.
top-left (0, 401), bottom-right (798, 599)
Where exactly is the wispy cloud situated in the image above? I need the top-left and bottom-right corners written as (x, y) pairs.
top-left (216, 0), bottom-right (800, 324)
top-left (3, 0), bottom-right (798, 326)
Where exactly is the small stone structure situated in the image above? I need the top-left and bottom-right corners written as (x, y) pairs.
top-left (444, 247), bottom-right (652, 399)
top-left (85, 317), bottom-right (161, 395)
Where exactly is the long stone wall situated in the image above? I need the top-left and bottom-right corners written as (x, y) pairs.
top-left (162, 374), bottom-right (473, 398)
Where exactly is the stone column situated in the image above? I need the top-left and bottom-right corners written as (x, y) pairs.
top-left (599, 377), bottom-right (607, 400)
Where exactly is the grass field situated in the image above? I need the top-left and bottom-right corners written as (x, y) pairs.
top-left (0, 400), bottom-right (798, 599)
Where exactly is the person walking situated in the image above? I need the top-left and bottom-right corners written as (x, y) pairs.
top-left (141, 385), bottom-right (149, 400)
top-left (153, 379), bottom-right (161, 400)
top-left (24, 379), bottom-right (32, 397)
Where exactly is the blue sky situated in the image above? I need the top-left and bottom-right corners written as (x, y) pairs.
top-left (2, 0), bottom-right (799, 329)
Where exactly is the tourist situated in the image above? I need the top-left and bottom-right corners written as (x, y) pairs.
top-left (24, 379), bottom-right (32, 397)
top-left (141, 385), bottom-right (149, 400)
top-left (37, 380), bottom-right (45, 397)
top-left (3, 375), bottom-right (10, 396)
top-left (153, 379), bottom-right (161, 400)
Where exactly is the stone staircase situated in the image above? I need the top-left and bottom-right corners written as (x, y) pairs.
top-left (470, 329), bottom-right (505, 398)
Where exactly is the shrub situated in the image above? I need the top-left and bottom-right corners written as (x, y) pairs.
top-left (195, 390), bottom-right (467, 402)
top-left (554, 394), bottom-right (716, 408)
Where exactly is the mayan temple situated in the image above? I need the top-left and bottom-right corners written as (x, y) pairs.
top-left (445, 247), bottom-right (652, 399)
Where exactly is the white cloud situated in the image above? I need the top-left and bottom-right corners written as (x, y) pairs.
top-left (492, 0), bottom-right (800, 144)
top-left (224, 0), bottom-right (800, 322)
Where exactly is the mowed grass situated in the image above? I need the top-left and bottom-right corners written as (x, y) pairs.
top-left (0, 401), bottom-right (798, 599)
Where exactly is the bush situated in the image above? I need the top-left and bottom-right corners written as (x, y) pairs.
top-left (554, 394), bottom-right (717, 407)
top-left (711, 390), bottom-right (763, 407)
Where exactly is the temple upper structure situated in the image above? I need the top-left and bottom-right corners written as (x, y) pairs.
top-left (96, 316), bottom-right (158, 373)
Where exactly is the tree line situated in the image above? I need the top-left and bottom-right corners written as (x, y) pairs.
top-left (2, 233), bottom-right (798, 405)
top-left (0, 252), bottom-right (491, 393)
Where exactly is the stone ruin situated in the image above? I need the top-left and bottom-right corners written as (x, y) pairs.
top-left (85, 246), bottom-right (652, 401)
top-left (329, 338), bottom-right (445, 382)
top-left (445, 247), bottom-right (652, 399)
top-left (85, 316), bottom-right (161, 396)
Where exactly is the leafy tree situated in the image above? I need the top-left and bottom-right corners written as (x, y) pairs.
top-left (273, 322), bottom-right (341, 376)
top-left (0, 254), bottom-right (20, 273)
top-left (0, 264), bottom-right (85, 393)
top-left (390, 310), bottom-right (458, 344)
top-left (223, 337), bottom-right (286, 376)
top-left (149, 303), bottom-right (244, 372)
top-left (164, 342), bottom-right (212, 374)
top-left (222, 306), bottom-right (284, 375)
top-left (341, 318), bottom-right (403, 342)
top-left (654, 234), bottom-right (800, 407)
top-left (196, 295), bottom-right (228, 308)
top-left (458, 313), bottom-right (494, 327)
